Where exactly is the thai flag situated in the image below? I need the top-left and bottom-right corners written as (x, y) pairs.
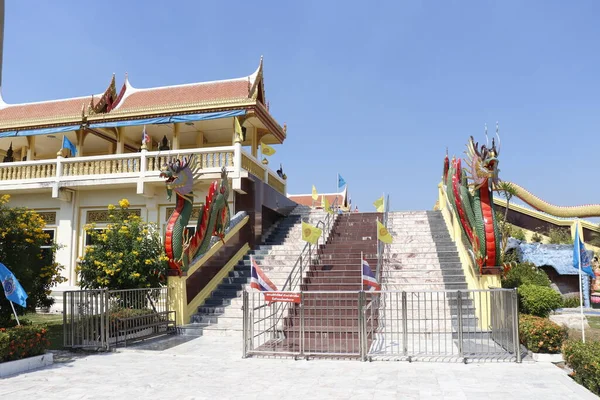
top-left (362, 258), bottom-right (380, 291)
top-left (250, 256), bottom-right (278, 292)
top-left (142, 125), bottom-right (150, 145)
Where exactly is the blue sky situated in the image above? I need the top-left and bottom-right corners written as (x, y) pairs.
top-left (3, 1), bottom-right (600, 212)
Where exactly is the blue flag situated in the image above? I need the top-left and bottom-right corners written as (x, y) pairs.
top-left (0, 262), bottom-right (28, 307)
top-left (62, 135), bottom-right (77, 156)
top-left (338, 174), bottom-right (346, 189)
top-left (574, 223), bottom-right (595, 279)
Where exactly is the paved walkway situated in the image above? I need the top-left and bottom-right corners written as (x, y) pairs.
top-left (1, 335), bottom-right (597, 400)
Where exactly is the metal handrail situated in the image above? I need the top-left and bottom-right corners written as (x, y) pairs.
top-left (267, 196), bottom-right (341, 332)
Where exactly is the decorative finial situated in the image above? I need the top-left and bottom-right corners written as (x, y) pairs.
top-left (261, 157), bottom-right (269, 165)
top-left (283, 123), bottom-right (287, 134)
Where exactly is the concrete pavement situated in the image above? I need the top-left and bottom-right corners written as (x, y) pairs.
top-left (0, 335), bottom-right (597, 400)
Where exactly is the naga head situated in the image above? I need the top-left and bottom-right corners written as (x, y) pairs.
top-left (465, 127), bottom-right (501, 189)
top-left (160, 155), bottom-right (198, 201)
top-left (218, 166), bottom-right (230, 199)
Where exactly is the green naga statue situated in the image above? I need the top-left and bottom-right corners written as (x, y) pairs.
top-left (160, 155), bottom-right (231, 273)
top-left (444, 133), bottom-right (502, 273)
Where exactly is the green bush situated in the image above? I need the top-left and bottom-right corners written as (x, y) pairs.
top-left (501, 262), bottom-right (551, 289)
top-left (0, 195), bottom-right (66, 327)
top-left (0, 325), bottom-right (50, 362)
top-left (511, 227), bottom-right (527, 241)
top-left (78, 199), bottom-right (168, 290)
top-left (563, 340), bottom-right (600, 395)
top-left (562, 296), bottom-right (581, 308)
top-left (518, 284), bottom-right (563, 317)
top-left (519, 314), bottom-right (567, 354)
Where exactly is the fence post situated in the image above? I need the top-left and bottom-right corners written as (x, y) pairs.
top-left (104, 290), bottom-right (110, 351)
top-left (457, 291), bottom-right (463, 358)
top-left (242, 290), bottom-right (248, 358)
top-left (299, 291), bottom-right (305, 358)
top-left (359, 291), bottom-right (366, 361)
top-left (511, 289), bottom-right (521, 363)
top-left (402, 291), bottom-right (408, 357)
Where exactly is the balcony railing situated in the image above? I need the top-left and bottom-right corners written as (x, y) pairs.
top-left (0, 145), bottom-right (286, 195)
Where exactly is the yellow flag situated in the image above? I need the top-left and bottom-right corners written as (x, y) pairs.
top-left (261, 143), bottom-right (276, 156)
top-left (323, 196), bottom-right (334, 214)
top-left (312, 185), bottom-right (318, 201)
top-left (302, 221), bottom-right (322, 244)
top-left (234, 117), bottom-right (244, 142)
top-left (373, 196), bottom-right (384, 212)
top-left (377, 220), bottom-right (393, 244)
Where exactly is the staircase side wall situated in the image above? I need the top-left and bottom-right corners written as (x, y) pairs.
top-left (235, 175), bottom-right (297, 247)
top-left (436, 183), bottom-right (501, 291)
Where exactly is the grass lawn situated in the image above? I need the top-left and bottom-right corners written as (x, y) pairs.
top-left (567, 316), bottom-right (600, 342)
top-left (21, 313), bottom-right (64, 350)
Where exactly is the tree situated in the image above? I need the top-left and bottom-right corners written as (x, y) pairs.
top-left (78, 199), bottom-right (168, 290)
top-left (0, 195), bottom-right (65, 327)
top-left (496, 181), bottom-right (517, 258)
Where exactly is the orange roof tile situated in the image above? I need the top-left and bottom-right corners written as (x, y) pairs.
top-left (0, 96), bottom-right (90, 124)
top-left (117, 79), bottom-right (250, 112)
top-left (0, 58), bottom-right (266, 129)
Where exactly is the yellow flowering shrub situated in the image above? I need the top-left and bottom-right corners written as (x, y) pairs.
top-left (0, 195), bottom-right (66, 327)
top-left (78, 199), bottom-right (168, 290)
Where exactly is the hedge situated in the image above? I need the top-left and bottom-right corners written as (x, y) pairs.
top-left (518, 314), bottom-right (567, 354)
top-left (518, 284), bottom-right (563, 317)
top-left (502, 262), bottom-right (551, 289)
top-left (563, 340), bottom-right (600, 395)
top-left (0, 325), bottom-right (50, 362)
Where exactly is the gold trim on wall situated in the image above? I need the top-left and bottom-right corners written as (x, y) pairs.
top-left (38, 211), bottom-right (57, 225)
top-left (86, 209), bottom-right (141, 223)
top-left (165, 205), bottom-right (204, 221)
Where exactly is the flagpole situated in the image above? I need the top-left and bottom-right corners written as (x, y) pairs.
top-left (9, 300), bottom-right (20, 326)
top-left (361, 251), bottom-right (364, 292)
top-left (576, 221), bottom-right (586, 343)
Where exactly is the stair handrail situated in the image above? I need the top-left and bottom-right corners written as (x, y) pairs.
top-left (280, 195), bottom-right (340, 292)
top-left (265, 196), bottom-right (340, 334)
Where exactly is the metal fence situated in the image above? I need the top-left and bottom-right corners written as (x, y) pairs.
top-left (63, 287), bottom-right (174, 350)
top-left (243, 288), bottom-right (521, 362)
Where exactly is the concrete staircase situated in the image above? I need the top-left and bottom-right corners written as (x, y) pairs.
top-left (181, 205), bottom-right (330, 337)
top-left (382, 210), bottom-right (467, 291)
top-left (270, 213), bottom-right (381, 355)
top-left (369, 210), bottom-right (478, 357)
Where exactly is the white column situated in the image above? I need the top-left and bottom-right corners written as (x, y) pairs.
top-left (55, 193), bottom-right (77, 287)
top-left (146, 196), bottom-right (159, 224)
top-left (233, 142), bottom-right (242, 178)
top-left (137, 149), bottom-right (147, 194)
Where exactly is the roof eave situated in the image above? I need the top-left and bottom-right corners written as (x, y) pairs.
top-left (252, 102), bottom-right (286, 143)
top-left (0, 99), bottom-right (259, 133)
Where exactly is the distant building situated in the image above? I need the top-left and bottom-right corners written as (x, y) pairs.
top-left (288, 187), bottom-right (350, 211)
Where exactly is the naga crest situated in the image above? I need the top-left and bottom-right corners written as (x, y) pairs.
top-left (464, 128), bottom-right (501, 189)
top-left (159, 155), bottom-right (200, 200)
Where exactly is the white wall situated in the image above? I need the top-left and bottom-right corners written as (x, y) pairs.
top-left (7, 183), bottom-right (235, 288)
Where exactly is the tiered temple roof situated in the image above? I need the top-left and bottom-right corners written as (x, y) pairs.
top-left (0, 57), bottom-right (283, 140)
